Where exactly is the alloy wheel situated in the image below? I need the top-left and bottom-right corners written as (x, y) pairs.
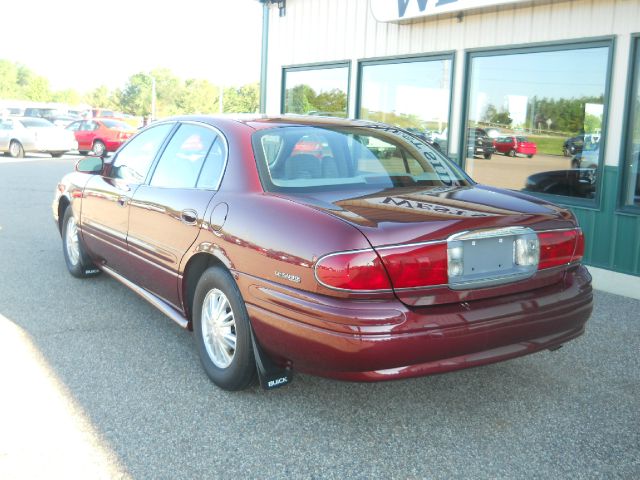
top-left (65, 216), bottom-right (80, 266)
top-left (201, 288), bottom-right (237, 368)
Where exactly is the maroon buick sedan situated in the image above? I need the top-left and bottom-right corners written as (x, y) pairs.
top-left (53, 116), bottom-right (592, 390)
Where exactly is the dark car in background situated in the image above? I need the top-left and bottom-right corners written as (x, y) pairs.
top-left (467, 127), bottom-right (495, 159)
top-left (525, 168), bottom-right (596, 199)
top-left (67, 119), bottom-right (136, 156)
top-left (563, 135), bottom-right (584, 156)
top-left (53, 115), bottom-right (592, 391)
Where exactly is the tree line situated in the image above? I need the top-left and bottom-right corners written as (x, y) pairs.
top-left (0, 59), bottom-right (259, 116)
top-left (481, 95), bottom-right (605, 135)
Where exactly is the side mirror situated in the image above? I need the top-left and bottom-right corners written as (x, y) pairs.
top-left (75, 156), bottom-right (104, 174)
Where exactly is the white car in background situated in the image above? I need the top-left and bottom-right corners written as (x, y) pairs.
top-left (0, 117), bottom-right (78, 158)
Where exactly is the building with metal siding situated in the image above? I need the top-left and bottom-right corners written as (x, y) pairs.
top-left (260, 0), bottom-right (640, 297)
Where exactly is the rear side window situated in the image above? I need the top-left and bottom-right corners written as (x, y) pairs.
top-left (111, 123), bottom-right (174, 183)
top-left (150, 123), bottom-right (219, 189)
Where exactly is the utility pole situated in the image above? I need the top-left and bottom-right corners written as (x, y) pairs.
top-left (151, 76), bottom-right (156, 121)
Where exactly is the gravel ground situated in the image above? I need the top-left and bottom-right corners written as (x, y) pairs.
top-left (0, 156), bottom-right (638, 479)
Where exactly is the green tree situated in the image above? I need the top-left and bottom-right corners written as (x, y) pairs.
top-left (84, 85), bottom-right (117, 109)
top-left (223, 83), bottom-right (259, 113)
top-left (314, 88), bottom-right (347, 116)
top-left (285, 84), bottom-right (316, 114)
top-left (0, 60), bottom-right (20, 98)
top-left (179, 79), bottom-right (219, 114)
top-left (120, 73), bottom-right (153, 116)
top-left (22, 75), bottom-right (51, 102)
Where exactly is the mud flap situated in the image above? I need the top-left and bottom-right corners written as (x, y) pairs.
top-left (250, 327), bottom-right (293, 390)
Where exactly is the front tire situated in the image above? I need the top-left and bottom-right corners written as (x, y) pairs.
top-left (507, 149), bottom-right (516, 157)
top-left (193, 266), bottom-right (256, 390)
top-left (483, 152), bottom-right (492, 160)
top-left (9, 140), bottom-right (24, 158)
top-left (61, 207), bottom-right (100, 278)
top-left (51, 152), bottom-right (65, 158)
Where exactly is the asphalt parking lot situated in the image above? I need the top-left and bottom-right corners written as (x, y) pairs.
top-left (0, 155), bottom-right (638, 479)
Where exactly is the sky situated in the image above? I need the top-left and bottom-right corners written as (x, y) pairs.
top-left (0, 0), bottom-right (263, 93)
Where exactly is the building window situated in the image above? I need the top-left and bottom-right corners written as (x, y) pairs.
top-left (623, 36), bottom-right (640, 211)
top-left (282, 63), bottom-right (350, 117)
top-left (464, 42), bottom-right (611, 202)
top-left (358, 56), bottom-right (453, 155)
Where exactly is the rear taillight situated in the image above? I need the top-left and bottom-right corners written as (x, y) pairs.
top-left (378, 243), bottom-right (448, 288)
top-left (315, 249), bottom-right (392, 291)
top-left (315, 243), bottom-right (448, 292)
top-left (315, 228), bottom-right (584, 292)
top-left (538, 229), bottom-right (583, 270)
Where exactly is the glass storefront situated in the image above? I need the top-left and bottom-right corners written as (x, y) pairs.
top-left (623, 37), bottom-right (640, 210)
top-left (282, 64), bottom-right (349, 117)
top-left (359, 57), bottom-right (452, 155)
top-left (464, 44), bottom-right (610, 201)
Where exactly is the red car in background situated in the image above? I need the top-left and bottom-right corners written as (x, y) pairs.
top-left (67, 119), bottom-right (136, 156)
top-left (494, 135), bottom-right (537, 158)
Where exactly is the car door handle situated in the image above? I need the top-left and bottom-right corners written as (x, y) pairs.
top-left (117, 195), bottom-right (129, 207)
top-left (181, 209), bottom-right (198, 224)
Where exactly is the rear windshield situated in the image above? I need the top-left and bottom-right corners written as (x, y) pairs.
top-left (252, 125), bottom-right (471, 193)
top-left (102, 119), bottom-right (132, 130)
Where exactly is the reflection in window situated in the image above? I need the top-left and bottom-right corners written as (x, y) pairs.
top-left (359, 58), bottom-right (452, 155)
top-left (111, 123), bottom-right (173, 183)
top-left (623, 38), bottom-right (640, 209)
top-left (465, 45), bottom-right (610, 200)
top-left (151, 124), bottom-right (217, 189)
top-left (283, 65), bottom-right (349, 117)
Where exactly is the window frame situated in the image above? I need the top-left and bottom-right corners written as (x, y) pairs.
top-left (618, 33), bottom-right (640, 215)
top-left (281, 61), bottom-right (352, 117)
top-left (355, 52), bottom-right (456, 156)
top-left (460, 37), bottom-right (615, 210)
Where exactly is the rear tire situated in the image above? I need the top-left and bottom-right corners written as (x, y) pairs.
top-left (61, 207), bottom-right (100, 278)
top-left (508, 149), bottom-right (516, 157)
top-left (483, 152), bottom-right (492, 160)
top-left (51, 152), bottom-right (64, 158)
top-left (527, 154), bottom-right (534, 158)
top-left (192, 266), bottom-right (256, 390)
top-left (9, 140), bottom-right (24, 158)
top-left (92, 140), bottom-right (106, 157)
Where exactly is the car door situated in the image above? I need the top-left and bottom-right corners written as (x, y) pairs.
top-left (80, 122), bottom-right (175, 278)
top-left (66, 121), bottom-right (82, 148)
top-left (75, 121), bottom-right (95, 151)
top-left (126, 122), bottom-right (227, 308)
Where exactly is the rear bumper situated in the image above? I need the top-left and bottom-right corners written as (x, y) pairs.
top-left (104, 139), bottom-right (126, 152)
top-left (242, 265), bottom-right (592, 382)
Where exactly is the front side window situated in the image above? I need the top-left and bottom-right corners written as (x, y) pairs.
top-left (359, 57), bottom-right (452, 155)
top-left (283, 65), bottom-right (349, 118)
top-left (67, 121), bottom-right (81, 132)
top-left (150, 123), bottom-right (218, 189)
top-left (623, 37), bottom-right (640, 210)
top-left (465, 43), bottom-right (610, 201)
top-left (253, 126), bottom-right (470, 193)
top-left (110, 123), bottom-right (173, 183)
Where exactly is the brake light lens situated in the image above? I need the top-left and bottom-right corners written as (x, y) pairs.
top-left (378, 243), bottom-right (448, 288)
top-left (538, 229), bottom-right (583, 269)
top-left (315, 249), bottom-right (391, 291)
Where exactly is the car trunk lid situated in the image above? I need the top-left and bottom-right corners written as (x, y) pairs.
top-left (285, 185), bottom-right (580, 306)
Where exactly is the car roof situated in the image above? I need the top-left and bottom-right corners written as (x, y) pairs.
top-left (162, 114), bottom-right (390, 132)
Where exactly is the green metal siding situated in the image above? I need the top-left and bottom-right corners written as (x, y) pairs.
top-left (570, 166), bottom-right (640, 276)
